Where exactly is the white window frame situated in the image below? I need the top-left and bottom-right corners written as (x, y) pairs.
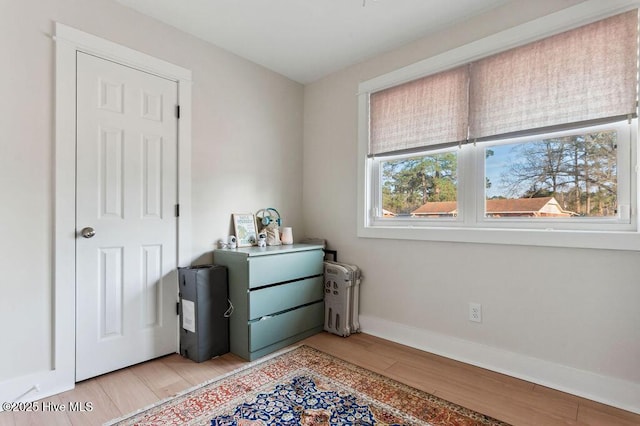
top-left (357, 0), bottom-right (640, 251)
top-left (370, 146), bottom-right (465, 226)
top-left (474, 122), bottom-right (635, 231)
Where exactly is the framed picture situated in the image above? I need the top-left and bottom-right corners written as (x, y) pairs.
top-left (232, 213), bottom-right (258, 247)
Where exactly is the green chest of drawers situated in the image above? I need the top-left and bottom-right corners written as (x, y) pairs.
top-left (214, 244), bottom-right (325, 361)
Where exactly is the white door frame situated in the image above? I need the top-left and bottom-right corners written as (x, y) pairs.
top-left (54, 23), bottom-right (192, 393)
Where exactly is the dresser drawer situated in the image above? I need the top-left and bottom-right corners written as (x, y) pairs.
top-left (248, 249), bottom-right (323, 288)
top-left (249, 301), bottom-right (324, 352)
top-left (249, 276), bottom-right (323, 320)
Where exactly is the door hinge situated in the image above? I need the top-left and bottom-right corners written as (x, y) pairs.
top-left (175, 204), bottom-right (180, 217)
top-left (175, 105), bottom-right (180, 119)
top-left (176, 302), bottom-right (180, 316)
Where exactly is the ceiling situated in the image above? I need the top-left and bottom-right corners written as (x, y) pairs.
top-left (113, 0), bottom-right (510, 84)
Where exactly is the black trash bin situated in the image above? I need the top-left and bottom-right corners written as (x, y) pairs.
top-left (178, 265), bottom-right (230, 362)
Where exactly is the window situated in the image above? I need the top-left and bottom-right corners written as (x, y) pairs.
top-left (380, 150), bottom-right (458, 219)
top-left (483, 128), bottom-right (621, 220)
top-left (358, 5), bottom-right (640, 249)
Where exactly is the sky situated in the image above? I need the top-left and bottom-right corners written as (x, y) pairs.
top-left (484, 144), bottom-right (513, 198)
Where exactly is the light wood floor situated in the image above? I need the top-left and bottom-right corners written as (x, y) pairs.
top-left (1, 332), bottom-right (638, 425)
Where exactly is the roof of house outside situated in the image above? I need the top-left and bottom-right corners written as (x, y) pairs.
top-left (487, 197), bottom-right (556, 213)
top-left (382, 209), bottom-right (397, 217)
top-left (409, 197), bottom-right (576, 216)
top-left (411, 201), bottom-right (458, 215)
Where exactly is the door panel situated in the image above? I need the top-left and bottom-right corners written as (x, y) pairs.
top-left (75, 52), bottom-right (178, 381)
top-left (99, 247), bottom-right (123, 338)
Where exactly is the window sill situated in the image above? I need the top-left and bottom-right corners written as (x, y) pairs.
top-left (357, 224), bottom-right (640, 251)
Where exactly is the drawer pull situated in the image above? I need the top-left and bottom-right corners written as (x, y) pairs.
top-left (224, 299), bottom-right (234, 318)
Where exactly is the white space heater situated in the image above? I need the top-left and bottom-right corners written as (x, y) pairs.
top-left (323, 260), bottom-right (361, 337)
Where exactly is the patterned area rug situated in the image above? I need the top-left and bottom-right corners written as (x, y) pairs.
top-left (108, 345), bottom-right (509, 425)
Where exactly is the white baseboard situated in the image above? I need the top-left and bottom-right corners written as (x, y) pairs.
top-left (0, 369), bottom-right (74, 412)
top-left (360, 315), bottom-right (640, 414)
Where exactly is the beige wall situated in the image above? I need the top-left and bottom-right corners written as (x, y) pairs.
top-left (303, 0), bottom-right (640, 409)
top-left (2, 0), bottom-right (639, 411)
top-left (0, 0), bottom-right (303, 381)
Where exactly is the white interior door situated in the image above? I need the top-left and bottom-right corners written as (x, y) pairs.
top-left (75, 52), bottom-right (179, 381)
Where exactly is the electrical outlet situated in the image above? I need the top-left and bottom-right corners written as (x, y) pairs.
top-left (469, 303), bottom-right (482, 323)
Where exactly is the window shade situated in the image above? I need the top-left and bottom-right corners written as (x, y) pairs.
top-left (369, 66), bottom-right (469, 156)
top-left (368, 10), bottom-right (638, 156)
top-left (468, 10), bottom-right (638, 140)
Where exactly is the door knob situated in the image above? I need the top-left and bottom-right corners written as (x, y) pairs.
top-left (81, 227), bottom-right (96, 238)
